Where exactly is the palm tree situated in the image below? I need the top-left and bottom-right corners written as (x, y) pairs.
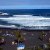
top-left (14, 30), bottom-right (24, 43)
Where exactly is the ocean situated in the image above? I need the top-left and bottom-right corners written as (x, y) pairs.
top-left (0, 9), bottom-right (50, 17)
top-left (0, 9), bottom-right (50, 30)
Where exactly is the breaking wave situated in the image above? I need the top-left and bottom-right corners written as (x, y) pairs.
top-left (0, 15), bottom-right (50, 30)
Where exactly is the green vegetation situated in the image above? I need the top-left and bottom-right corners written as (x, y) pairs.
top-left (39, 31), bottom-right (46, 41)
top-left (46, 43), bottom-right (50, 49)
top-left (37, 47), bottom-right (43, 50)
top-left (0, 47), bottom-right (3, 50)
top-left (24, 46), bottom-right (43, 50)
top-left (0, 36), bottom-right (4, 39)
top-left (14, 30), bottom-right (24, 42)
top-left (24, 47), bottom-right (34, 50)
top-left (34, 45), bottom-right (43, 50)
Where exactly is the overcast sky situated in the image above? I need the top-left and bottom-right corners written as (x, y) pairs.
top-left (0, 0), bottom-right (50, 9)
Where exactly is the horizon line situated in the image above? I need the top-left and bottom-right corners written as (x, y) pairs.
top-left (0, 5), bottom-right (50, 9)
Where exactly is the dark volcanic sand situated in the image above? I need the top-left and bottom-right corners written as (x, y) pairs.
top-left (0, 28), bottom-right (50, 50)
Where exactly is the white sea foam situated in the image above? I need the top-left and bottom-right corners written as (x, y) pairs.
top-left (0, 25), bottom-right (16, 28)
top-left (0, 15), bottom-right (50, 28)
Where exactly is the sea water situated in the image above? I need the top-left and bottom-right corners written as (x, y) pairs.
top-left (0, 9), bottom-right (50, 30)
